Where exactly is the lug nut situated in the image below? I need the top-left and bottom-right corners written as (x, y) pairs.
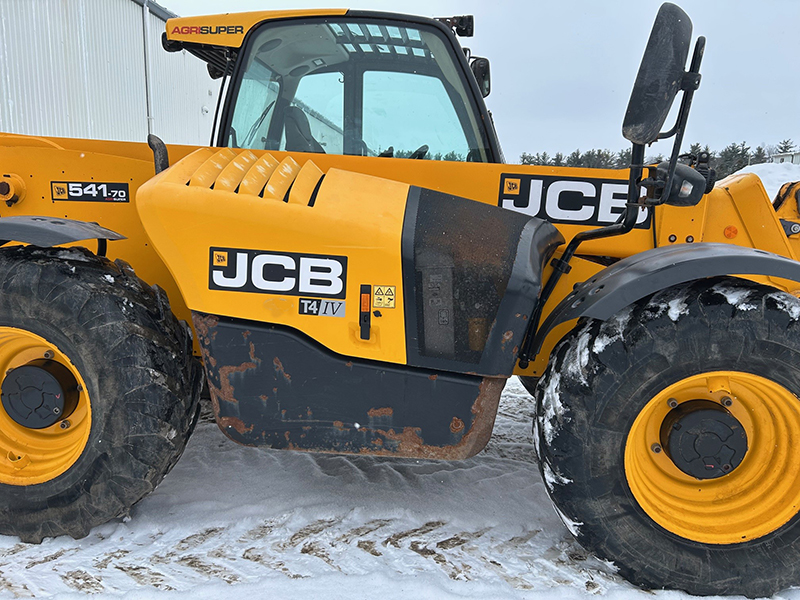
top-left (721, 396), bottom-right (733, 407)
top-left (53, 406), bottom-right (60, 414)
top-left (722, 463), bottom-right (732, 472)
top-left (667, 398), bottom-right (678, 409)
top-left (43, 350), bottom-right (54, 360)
top-left (76, 384), bottom-right (83, 392)
top-left (651, 443), bottom-right (662, 454)
top-left (60, 420), bottom-right (70, 430)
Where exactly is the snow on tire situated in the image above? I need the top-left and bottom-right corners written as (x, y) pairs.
top-left (0, 246), bottom-right (202, 543)
top-left (535, 276), bottom-right (800, 597)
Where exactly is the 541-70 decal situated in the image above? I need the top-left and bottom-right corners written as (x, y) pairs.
top-left (51, 181), bottom-right (129, 202)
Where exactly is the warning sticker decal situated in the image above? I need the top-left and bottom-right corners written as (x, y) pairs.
top-left (373, 286), bottom-right (396, 308)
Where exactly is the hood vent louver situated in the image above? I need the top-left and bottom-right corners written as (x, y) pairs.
top-left (181, 149), bottom-right (325, 206)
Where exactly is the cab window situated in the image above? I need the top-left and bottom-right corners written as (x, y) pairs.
top-left (225, 18), bottom-right (490, 162)
top-left (280, 71), bottom-right (344, 155)
top-left (362, 71), bottom-right (471, 160)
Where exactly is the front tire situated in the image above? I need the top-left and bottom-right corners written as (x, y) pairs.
top-left (535, 277), bottom-right (800, 597)
top-left (0, 247), bottom-right (202, 543)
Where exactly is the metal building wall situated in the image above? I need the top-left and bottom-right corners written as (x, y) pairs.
top-left (0, 0), bottom-right (219, 145)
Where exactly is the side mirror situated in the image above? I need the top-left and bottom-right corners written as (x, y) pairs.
top-left (470, 57), bottom-right (491, 97)
top-left (622, 3), bottom-right (693, 145)
top-left (645, 162), bottom-right (707, 206)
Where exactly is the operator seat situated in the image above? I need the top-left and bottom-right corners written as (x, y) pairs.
top-left (284, 106), bottom-right (325, 154)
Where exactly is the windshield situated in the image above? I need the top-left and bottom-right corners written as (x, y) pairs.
top-left (224, 18), bottom-right (491, 162)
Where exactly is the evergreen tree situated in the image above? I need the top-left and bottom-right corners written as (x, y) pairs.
top-left (581, 149), bottom-right (616, 169)
top-left (702, 145), bottom-right (717, 171)
top-left (751, 146), bottom-right (767, 165)
top-left (778, 139), bottom-right (796, 154)
top-left (552, 152), bottom-right (565, 167)
top-left (566, 149), bottom-right (583, 167)
top-left (519, 152), bottom-right (552, 166)
top-left (716, 142), bottom-right (750, 178)
top-left (615, 148), bottom-right (632, 168)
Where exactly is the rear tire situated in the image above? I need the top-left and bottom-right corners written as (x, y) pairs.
top-left (535, 277), bottom-right (800, 597)
top-left (0, 246), bottom-right (202, 543)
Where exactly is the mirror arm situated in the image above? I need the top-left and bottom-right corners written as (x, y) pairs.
top-left (657, 124), bottom-right (679, 140)
top-left (650, 36), bottom-right (705, 205)
top-left (517, 144), bottom-right (646, 369)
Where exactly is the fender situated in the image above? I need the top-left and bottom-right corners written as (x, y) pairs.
top-left (0, 216), bottom-right (125, 255)
top-left (535, 243), bottom-right (800, 354)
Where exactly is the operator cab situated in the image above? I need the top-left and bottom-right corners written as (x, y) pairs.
top-left (224, 17), bottom-right (494, 161)
top-left (164, 12), bottom-right (501, 162)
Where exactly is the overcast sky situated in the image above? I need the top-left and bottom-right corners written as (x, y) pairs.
top-left (162, 0), bottom-right (799, 162)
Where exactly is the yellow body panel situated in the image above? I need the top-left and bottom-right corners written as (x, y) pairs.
top-left (656, 173), bottom-right (800, 294)
top-left (136, 149), bottom-right (410, 364)
top-left (0, 138), bottom-right (196, 331)
top-left (165, 9), bottom-right (348, 48)
top-left (1, 132), bottom-right (798, 374)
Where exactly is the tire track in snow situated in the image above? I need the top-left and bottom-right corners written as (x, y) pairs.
top-left (0, 379), bottom-right (629, 598)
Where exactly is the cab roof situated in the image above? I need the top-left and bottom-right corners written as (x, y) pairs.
top-left (165, 9), bottom-right (348, 49)
top-left (162, 9), bottom-right (463, 78)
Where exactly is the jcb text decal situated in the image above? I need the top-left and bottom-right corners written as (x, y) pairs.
top-left (209, 248), bottom-right (347, 299)
top-left (498, 174), bottom-right (649, 228)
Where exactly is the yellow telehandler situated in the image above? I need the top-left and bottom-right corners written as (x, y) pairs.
top-left (1, 2), bottom-right (799, 596)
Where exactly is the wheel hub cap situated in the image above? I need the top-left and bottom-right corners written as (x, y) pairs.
top-left (661, 400), bottom-right (748, 479)
top-left (2, 364), bottom-right (67, 429)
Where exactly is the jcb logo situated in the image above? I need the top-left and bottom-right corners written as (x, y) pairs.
top-left (499, 174), bottom-right (650, 228)
top-left (52, 184), bottom-right (68, 199)
top-left (209, 247), bottom-right (347, 299)
top-left (504, 178), bottom-right (521, 195)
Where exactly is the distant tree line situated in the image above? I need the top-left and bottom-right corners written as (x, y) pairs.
top-left (519, 139), bottom-right (797, 180)
top-left (395, 149), bottom-right (465, 161)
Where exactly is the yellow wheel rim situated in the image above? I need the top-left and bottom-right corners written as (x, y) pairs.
top-left (625, 371), bottom-right (800, 544)
top-left (0, 328), bottom-right (91, 485)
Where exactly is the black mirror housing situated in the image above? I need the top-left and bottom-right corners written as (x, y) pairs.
top-left (651, 162), bottom-right (707, 206)
top-left (622, 3), bottom-right (693, 145)
top-left (435, 15), bottom-right (474, 37)
top-left (471, 57), bottom-right (491, 97)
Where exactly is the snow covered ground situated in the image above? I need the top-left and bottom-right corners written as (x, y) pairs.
top-left (1, 378), bottom-right (799, 600)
